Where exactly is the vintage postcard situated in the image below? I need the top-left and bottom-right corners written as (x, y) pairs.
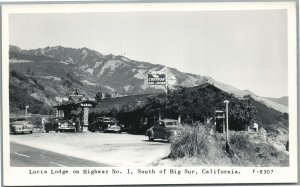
top-left (1, 1), bottom-right (298, 186)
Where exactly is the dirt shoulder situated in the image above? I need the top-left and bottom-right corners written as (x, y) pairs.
top-left (10, 132), bottom-right (170, 167)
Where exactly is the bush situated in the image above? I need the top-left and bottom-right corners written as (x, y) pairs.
top-left (229, 133), bottom-right (250, 150)
top-left (30, 114), bottom-right (44, 127)
top-left (169, 125), bottom-right (216, 159)
top-left (10, 70), bottom-right (29, 82)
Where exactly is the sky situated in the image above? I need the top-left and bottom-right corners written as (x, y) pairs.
top-left (9, 10), bottom-right (288, 98)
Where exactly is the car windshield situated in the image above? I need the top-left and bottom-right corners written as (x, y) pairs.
top-left (165, 121), bottom-right (178, 126)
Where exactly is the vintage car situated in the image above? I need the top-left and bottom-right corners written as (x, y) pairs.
top-left (45, 117), bottom-right (79, 132)
top-left (145, 119), bottom-right (182, 141)
top-left (44, 117), bottom-right (59, 132)
top-left (88, 117), bottom-right (121, 133)
top-left (57, 119), bottom-right (78, 132)
top-left (10, 118), bottom-right (34, 134)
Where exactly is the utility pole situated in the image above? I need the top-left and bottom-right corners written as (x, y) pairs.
top-left (25, 105), bottom-right (29, 118)
top-left (224, 100), bottom-right (230, 151)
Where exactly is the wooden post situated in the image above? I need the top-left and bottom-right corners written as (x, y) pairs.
top-left (224, 100), bottom-right (230, 151)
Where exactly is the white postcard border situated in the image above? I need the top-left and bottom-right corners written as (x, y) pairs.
top-left (2, 2), bottom-right (298, 185)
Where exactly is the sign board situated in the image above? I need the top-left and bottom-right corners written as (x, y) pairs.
top-left (83, 107), bottom-right (89, 126)
top-left (148, 74), bottom-right (166, 85)
top-left (80, 103), bottom-right (92, 107)
top-left (216, 115), bottom-right (225, 119)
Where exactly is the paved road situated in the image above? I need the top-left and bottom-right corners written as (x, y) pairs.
top-left (10, 142), bottom-right (111, 167)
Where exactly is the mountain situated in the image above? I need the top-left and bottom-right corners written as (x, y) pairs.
top-left (265, 96), bottom-right (288, 107)
top-left (9, 45), bottom-right (288, 114)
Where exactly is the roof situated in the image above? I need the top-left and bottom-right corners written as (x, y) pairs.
top-left (188, 82), bottom-right (226, 93)
top-left (53, 100), bottom-right (98, 109)
top-left (12, 121), bottom-right (30, 125)
top-left (10, 116), bottom-right (26, 120)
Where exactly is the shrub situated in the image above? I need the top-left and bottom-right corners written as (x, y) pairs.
top-left (169, 125), bottom-right (215, 159)
top-left (30, 114), bottom-right (44, 127)
top-left (10, 70), bottom-right (29, 82)
top-left (229, 133), bottom-right (250, 150)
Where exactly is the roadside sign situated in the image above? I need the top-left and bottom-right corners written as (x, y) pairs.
top-left (216, 115), bottom-right (225, 119)
top-left (148, 73), bottom-right (166, 85)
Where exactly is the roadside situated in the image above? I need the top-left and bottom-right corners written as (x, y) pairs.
top-left (10, 132), bottom-right (170, 167)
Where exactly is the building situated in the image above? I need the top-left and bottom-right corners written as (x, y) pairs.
top-left (53, 89), bottom-right (98, 130)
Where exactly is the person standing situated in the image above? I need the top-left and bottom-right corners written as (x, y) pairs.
top-left (41, 117), bottom-right (47, 133)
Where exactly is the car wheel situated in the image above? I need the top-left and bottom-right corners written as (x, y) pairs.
top-left (46, 130), bottom-right (49, 133)
top-left (148, 135), bottom-right (154, 141)
top-left (30, 131), bottom-right (33, 134)
top-left (90, 127), bottom-right (96, 132)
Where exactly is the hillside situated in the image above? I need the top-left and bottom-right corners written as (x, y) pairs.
top-left (265, 96), bottom-right (288, 107)
top-left (9, 45), bottom-right (288, 114)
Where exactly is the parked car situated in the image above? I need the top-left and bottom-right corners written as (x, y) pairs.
top-left (10, 118), bottom-right (33, 134)
top-left (145, 119), bottom-right (182, 141)
top-left (45, 117), bottom-right (79, 132)
top-left (44, 117), bottom-right (60, 133)
top-left (57, 119), bottom-right (78, 132)
top-left (88, 117), bottom-right (121, 133)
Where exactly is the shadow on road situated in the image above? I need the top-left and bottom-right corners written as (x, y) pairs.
top-left (141, 139), bottom-right (170, 144)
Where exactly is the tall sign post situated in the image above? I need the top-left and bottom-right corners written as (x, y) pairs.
top-left (148, 67), bottom-right (176, 121)
top-left (148, 67), bottom-right (167, 121)
top-left (224, 100), bottom-right (230, 151)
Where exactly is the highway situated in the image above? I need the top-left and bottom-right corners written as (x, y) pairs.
top-left (10, 142), bottom-right (111, 167)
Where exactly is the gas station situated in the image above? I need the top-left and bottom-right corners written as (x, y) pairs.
top-left (53, 89), bottom-right (98, 131)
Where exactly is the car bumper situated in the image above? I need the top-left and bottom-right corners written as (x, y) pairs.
top-left (11, 129), bottom-right (33, 133)
top-left (58, 126), bottom-right (76, 130)
top-left (104, 128), bottom-right (121, 132)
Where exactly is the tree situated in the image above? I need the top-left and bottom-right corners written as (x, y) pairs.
top-left (95, 92), bottom-right (103, 103)
top-left (105, 93), bottom-right (112, 100)
top-left (26, 68), bottom-right (31, 76)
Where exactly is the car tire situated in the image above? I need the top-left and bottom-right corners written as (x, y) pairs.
top-left (148, 135), bottom-right (154, 141)
top-left (30, 131), bottom-right (33, 134)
